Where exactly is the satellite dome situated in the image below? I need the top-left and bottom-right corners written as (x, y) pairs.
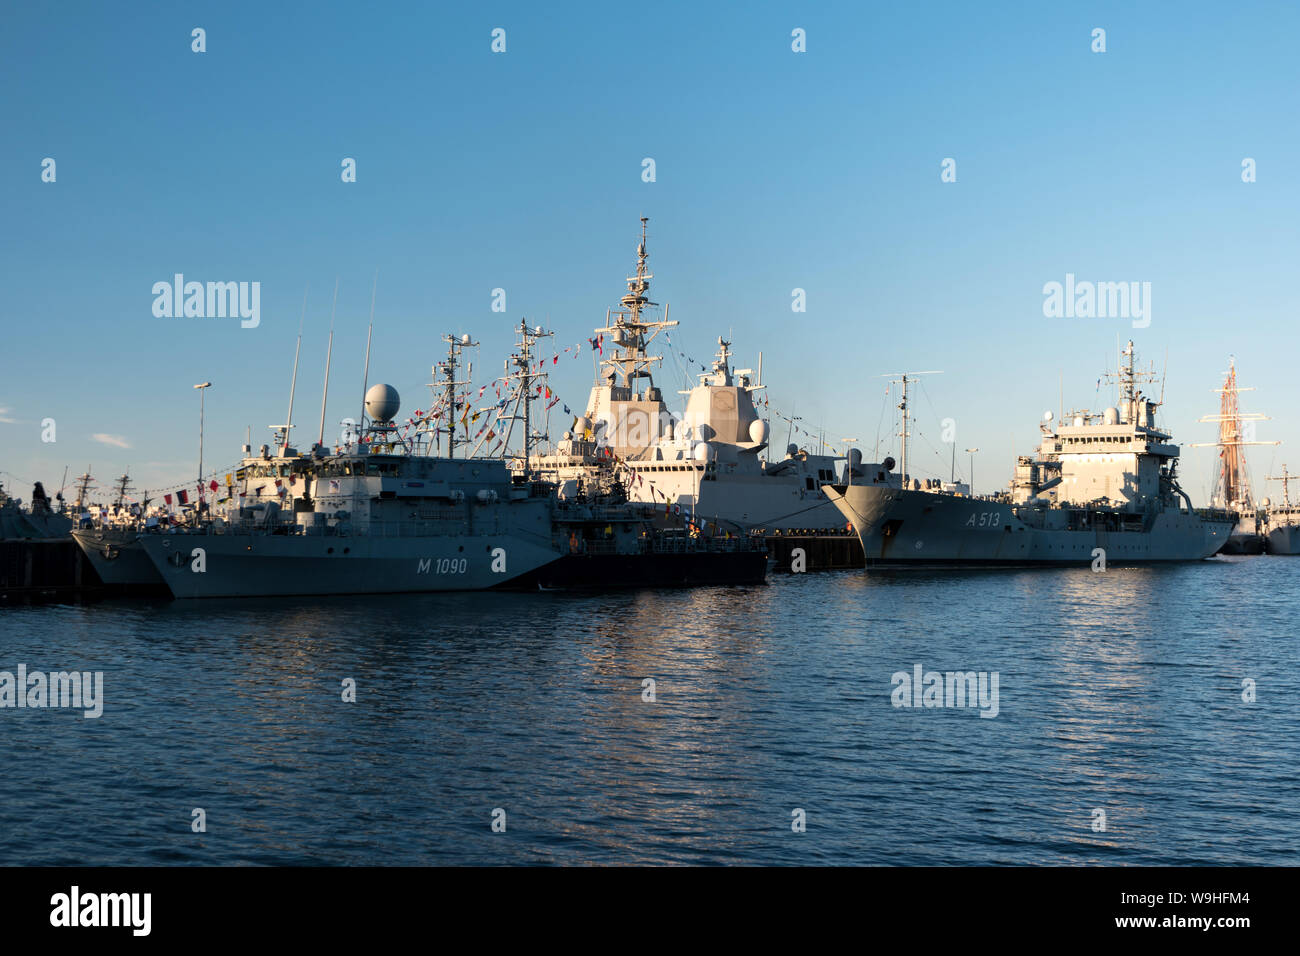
top-left (883, 456), bottom-right (896, 471)
top-left (1103, 407), bottom-right (1119, 425)
top-left (786, 443), bottom-right (798, 457)
top-left (575, 416), bottom-right (593, 434)
top-left (1043, 410), bottom-right (1054, 422)
top-left (849, 448), bottom-right (863, 465)
top-left (365, 384), bottom-right (400, 423)
top-left (461, 333), bottom-right (471, 345)
top-left (749, 420), bottom-right (770, 444)
top-left (693, 442), bottom-right (715, 462)
top-left (674, 421), bottom-right (692, 441)
top-left (1262, 497), bottom-right (1272, 508)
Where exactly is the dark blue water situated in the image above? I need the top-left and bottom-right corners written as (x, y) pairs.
top-left (2, 556), bottom-right (1296, 865)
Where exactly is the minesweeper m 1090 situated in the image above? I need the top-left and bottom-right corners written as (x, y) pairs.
top-left (823, 341), bottom-right (1234, 566)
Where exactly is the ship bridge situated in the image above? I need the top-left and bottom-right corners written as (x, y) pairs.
top-left (1014, 343), bottom-right (1184, 512)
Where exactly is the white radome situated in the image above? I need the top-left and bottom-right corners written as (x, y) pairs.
top-left (365, 384), bottom-right (401, 423)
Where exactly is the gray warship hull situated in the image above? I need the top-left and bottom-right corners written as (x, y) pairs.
top-left (138, 530), bottom-right (562, 598)
top-left (823, 484), bottom-right (1231, 567)
top-left (1265, 523), bottom-right (1300, 555)
top-left (72, 529), bottom-right (165, 587)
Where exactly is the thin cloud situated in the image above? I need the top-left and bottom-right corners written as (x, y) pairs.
top-left (92, 433), bottom-right (132, 449)
top-left (0, 406), bottom-right (16, 424)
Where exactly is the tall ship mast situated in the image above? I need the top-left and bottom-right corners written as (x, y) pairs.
top-left (1192, 357), bottom-right (1278, 554)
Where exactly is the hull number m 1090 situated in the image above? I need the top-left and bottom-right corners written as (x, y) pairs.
top-left (966, 512), bottom-right (1002, 528)
top-left (417, 558), bottom-right (468, 574)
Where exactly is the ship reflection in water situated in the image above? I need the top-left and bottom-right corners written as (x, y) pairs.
top-left (1, 557), bottom-right (1295, 865)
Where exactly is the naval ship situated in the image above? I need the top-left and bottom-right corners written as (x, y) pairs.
top-left (824, 342), bottom-right (1234, 566)
top-left (1262, 466), bottom-right (1300, 555)
top-left (129, 319), bottom-right (766, 598)
top-left (134, 378), bottom-right (562, 598)
top-left (530, 218), bottom-right (883, 531)
top-left (0, 479), bottom-right (71, 540)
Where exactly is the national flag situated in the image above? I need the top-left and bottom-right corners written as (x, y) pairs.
top-left (164, 493), bottom-right (173, 506)
top-left (209, 480), bottom-right (218, 492)
top-left (177, 489), bottom-right (189, 505)
top-left (225, 473), bottom-right (233, 486)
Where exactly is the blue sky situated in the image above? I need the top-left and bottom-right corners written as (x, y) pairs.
top-left (3, 1), bottom-right (1299, 504)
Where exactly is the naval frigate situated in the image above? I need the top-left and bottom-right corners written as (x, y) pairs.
top-left (530, 218), bottom-right (888, 531)
top-left (824, 341), bottom-right (1234, 566)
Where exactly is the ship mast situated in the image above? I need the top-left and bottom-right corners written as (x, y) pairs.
top-left (594, 217), bottom-right (677, 392)
top-left (1102, 339), bottom-right (1159, 424)
top-left (272, 286), bottom-right (307, 455)
top-left (1192, 357), bottom-right (1278, 509)
top-left (496, 320), bottom-right (553, 473)
top-left (112, 473), bottom-right (133, 511)
top-left (435, 333), bottom-right (479, 458)
top-left (1267, 465), bottom-right (1294, 508)
top-left (881, 370), bottom-right (942, 485)
top-left (72, 468), bottom-right (95, 512)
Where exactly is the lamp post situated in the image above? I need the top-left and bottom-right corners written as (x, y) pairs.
top-left (966, 447), bottom-right (978, 497)
top-left (195, 382), bottom-right (212, 501)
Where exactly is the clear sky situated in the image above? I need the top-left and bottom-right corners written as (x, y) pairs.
top-left (3, 1), bottom-right (1299, 505)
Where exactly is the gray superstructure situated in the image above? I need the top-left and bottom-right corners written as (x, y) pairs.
top-left (530, 218), bottom-right (886, 531)
top-left (825, 342), bottom-right (1233, 566)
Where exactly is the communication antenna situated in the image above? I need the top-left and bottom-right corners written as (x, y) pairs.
top-left (318, 278), bottom-right (339, 447)
top-left (359, 269), bottom-right (378, 436)
top-left (879, 370), bottom-right (943, 484)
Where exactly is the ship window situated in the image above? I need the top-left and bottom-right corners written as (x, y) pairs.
top-left (805, 477), bottom-right (815, 490)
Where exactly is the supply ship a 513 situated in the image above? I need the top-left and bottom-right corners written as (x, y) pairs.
top-left (824, 341), bottom-right (1234, 566)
